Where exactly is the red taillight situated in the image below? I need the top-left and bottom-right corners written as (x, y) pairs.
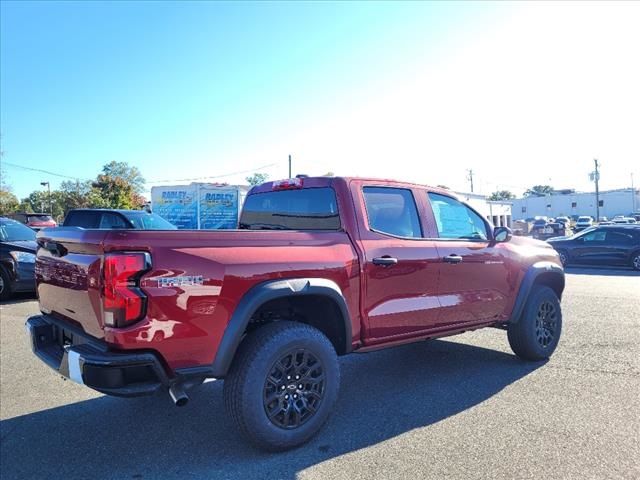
top-left (272, 178), bottom-right (303, 190)
top-left (103, 252), bottom-right (151, 328)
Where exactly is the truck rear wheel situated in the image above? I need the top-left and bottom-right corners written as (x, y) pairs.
top-left (223, 321), bottom-right (340, 451)
top-left (508, 286), bottom-right (562, 361)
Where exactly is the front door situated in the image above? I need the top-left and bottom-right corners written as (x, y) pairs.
top-left (425, 192), bottom-right (512, 326)
top-left (571, 228), bottom-right (608, 264)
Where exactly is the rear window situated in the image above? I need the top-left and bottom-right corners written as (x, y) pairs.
top-left (63, 211), bottom-right (100, 228)
top-left (239, 188), bottom-right (340, 230)
top-left (27, 214), bottom-right (53, 222)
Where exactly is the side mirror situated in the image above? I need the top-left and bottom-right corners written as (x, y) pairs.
top-left (493, 226), bottom-right (512, 243)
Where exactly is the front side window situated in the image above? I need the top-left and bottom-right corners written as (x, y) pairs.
top-left (363, 187), bottom-right (422, 238)
top-left (428, 193), bottom-right (488, 240)
top-left (582, 230), bottom-right (606, 242)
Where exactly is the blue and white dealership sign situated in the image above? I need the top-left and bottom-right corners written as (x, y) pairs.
top-left (151, 184), bottom-right (240, 229)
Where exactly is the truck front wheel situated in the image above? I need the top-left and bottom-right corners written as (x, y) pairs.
top-left (223, 321), bottom-right (340, 451)
top-left (508, 286), bottom-right (562, 361)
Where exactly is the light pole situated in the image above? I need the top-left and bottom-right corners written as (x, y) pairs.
top-left (40, 181), bottom-right (51, 215)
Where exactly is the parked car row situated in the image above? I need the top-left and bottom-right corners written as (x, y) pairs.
top-left (0, 209), bottom-right (177, 300)
top-left (547, 225), bottom-right (640, 270)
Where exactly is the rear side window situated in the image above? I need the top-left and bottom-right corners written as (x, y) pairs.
top-left (607, 231), bottom-right (635, 245)
top-left (64, 211), bottom-right (100, 228)
top-left (99, 213), bottom-right (129, 229)
top-left (428, 193), bottom-right (488, 240)
top-left (363, 187), bottom-right (422, 238)
top-left (239, 188), bottom-right (340, 230)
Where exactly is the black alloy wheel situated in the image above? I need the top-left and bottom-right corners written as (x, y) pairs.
top-left (263, 348), bottom-right (325, 429)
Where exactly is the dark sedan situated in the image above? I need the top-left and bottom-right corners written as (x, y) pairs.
top-left (0, 217), bottom-right (37, 300)
top-left (547, 225), bottom-right (640, 270)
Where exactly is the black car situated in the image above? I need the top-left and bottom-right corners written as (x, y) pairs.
top-left (547, 225), bottom-right (640, 270)
top-left (0, 217), bottom-right (37, 300)
top-left (62, 209), bottom-right (177, 229)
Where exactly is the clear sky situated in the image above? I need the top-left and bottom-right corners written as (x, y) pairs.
top-left (1, 1), bottom-right (639, 200)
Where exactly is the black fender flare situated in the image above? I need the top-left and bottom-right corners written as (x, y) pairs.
top-left (209, 278), bottom-right (353, 378)
top-left (508, 262), bottom-right (565, 324)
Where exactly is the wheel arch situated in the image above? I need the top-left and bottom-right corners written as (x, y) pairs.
top-left (509, 262), bottom-right (565, 324)
top-left (209, 278), bottom-right (353, 378)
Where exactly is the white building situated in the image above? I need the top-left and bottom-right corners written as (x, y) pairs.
top-left (456, 192), bottom-right (513, 228)
top-left (511, 188), bottom-right (639, 220)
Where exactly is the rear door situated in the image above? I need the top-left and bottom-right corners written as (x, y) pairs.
top-left (599, 229), bottom-right (637, 265)
top-left (354, 183), bottom-right (442, 342)
top-left (425, 192), bottom-right (512, 326)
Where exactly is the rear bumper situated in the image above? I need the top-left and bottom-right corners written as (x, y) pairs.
top-left (26, 315), bottom-right (170, 397)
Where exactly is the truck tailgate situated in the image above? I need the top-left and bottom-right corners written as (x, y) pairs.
top-left (35, 228), bottom-right (109, 339)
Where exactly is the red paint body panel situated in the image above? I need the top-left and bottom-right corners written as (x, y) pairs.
top-left (35, 176), bottom-right (561, 375)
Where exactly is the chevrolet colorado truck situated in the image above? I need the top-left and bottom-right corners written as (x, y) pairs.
top-left (27, 176), bottom-right (564, 451)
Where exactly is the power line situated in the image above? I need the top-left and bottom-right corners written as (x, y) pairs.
top-left (1, 161), bottom-right (83, 180)
top-left (146, 162), bottom-right (278, 184)
top-left (2, 159), bottom-right (279, 185)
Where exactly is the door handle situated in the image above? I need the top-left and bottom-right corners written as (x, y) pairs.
top-left (372, 256), bottom-right (398, 266)
top-left (443, 254), bottom-right (463, 264)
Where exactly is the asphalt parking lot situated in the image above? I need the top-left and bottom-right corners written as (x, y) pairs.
top-left (1, 267), bottom-right (638, 480)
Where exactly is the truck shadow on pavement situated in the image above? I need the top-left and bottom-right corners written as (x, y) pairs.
top-left (0, 339), bottom-right (542, 480)
top-left (564, 266), bottom-right (640, 277)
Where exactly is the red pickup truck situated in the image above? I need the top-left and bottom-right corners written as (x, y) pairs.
top-left (27, 176), bottom-right (564, 450)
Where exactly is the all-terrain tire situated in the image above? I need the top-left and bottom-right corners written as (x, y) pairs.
top-left (508, 286), bottom-right (562, 361)
top-left (223, 321), bottom-right (340, 451)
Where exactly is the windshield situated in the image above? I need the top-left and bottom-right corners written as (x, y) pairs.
top-left (0, 220), bottom-right (37, 241)
top-left (577, 217), bottom-right (592, 222)
top-left (125, 212), bottom-right (177, 230)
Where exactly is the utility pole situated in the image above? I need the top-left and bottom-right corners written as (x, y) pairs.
top-left (288, 154), bottom-right (292, 178)
top-left (593, 159), bottom-right (600, 221)
top-left (632, 172), bottom-right (636, 213)
top-left (40, 181), bottom-right (51, 215)
top-left (467, 169), bottom-right (474, 193)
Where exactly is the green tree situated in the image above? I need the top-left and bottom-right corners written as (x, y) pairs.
top-left (92, 174), bottom-right (138, 209)
top-left (0, 164), bottom-right (19, 214)
top-left (524, 185), bottom-right (554, 197)
top-left (488, 190), bottom-right (516, 201)
top-left (59, 180), bottom-right (108, 210)
top-left (101, 161), bottom-right (145, 193)
top-left (0, 190), bottom-right (19, 214)
top-left (91, 162), bottom-right (147, 209)
top-left (246, 173), bottom-right (269, 186)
